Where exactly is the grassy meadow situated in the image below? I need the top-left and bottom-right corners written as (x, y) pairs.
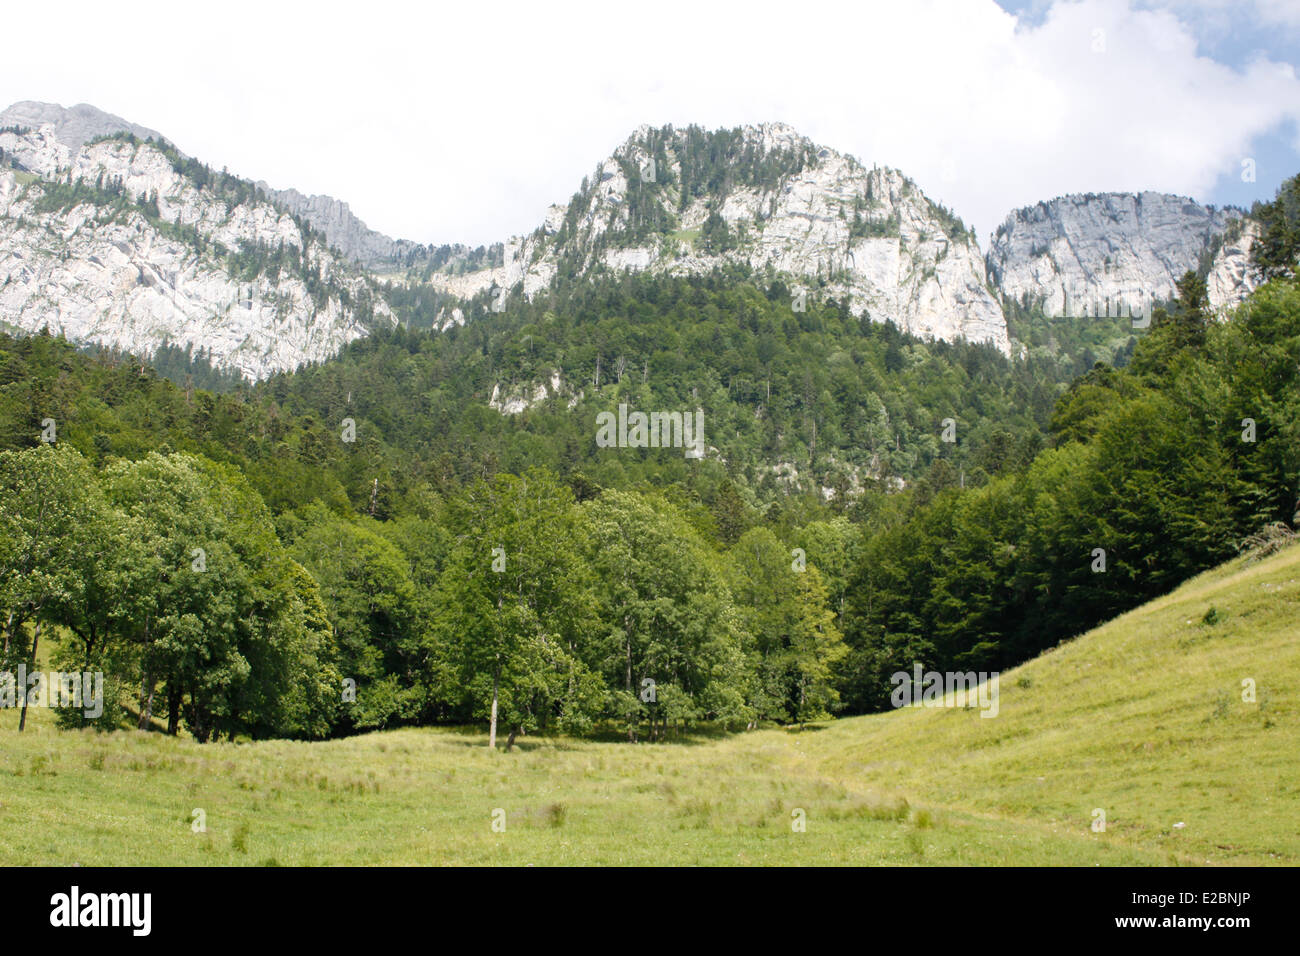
top-left (2, 544), bottom-right (1297, 867)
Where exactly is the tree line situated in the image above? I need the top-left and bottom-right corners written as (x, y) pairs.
top-left (4, 268), bottom-right (1294, 740)
top-left (838, 271), bottom-right (1300, 707)
top-left (1, 447), bottom-right (851, 743)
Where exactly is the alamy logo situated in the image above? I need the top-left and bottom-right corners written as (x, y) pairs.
top-left (595, 404), bottom-right (705, 459)
top-left (0, 667), bottom-right (103, 718)
top-left (890, 664), bottom-right (1000, 718)
top-left (50, 886), bottom-right (151, 936)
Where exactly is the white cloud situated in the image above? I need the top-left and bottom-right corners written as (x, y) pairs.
top-left (0, 0), bottom-right (1296, 248)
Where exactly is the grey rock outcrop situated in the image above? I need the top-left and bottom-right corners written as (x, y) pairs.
top-left (0, 100), bottom-right (166, 148)
top-left (256, 183), bottom-right (427, 267)
top-left (986, 192), bottom-right (1257, 318)
top-left (3, 101), bottom-right (1279, 381)
top-left (0, 102), bottom-right (425, 270)
top-left (0, 122), bottom-right (390, 380)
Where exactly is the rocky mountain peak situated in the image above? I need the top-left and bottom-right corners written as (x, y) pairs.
top-left (0, 114), bottom-right (390, 380)
top-left (0, 101), bottom-right (430, 271)
top-left (255, 181), bottom-right (429, 269)
top-left (425, 122), bottom-right (1010, 353)
top-left (0, 100), bottom-right (166, 148)
top-left (0, 103), bottom-right (1277, 380)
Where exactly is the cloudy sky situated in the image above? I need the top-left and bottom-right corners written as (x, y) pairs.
top-left (2, 0), bottom-right (1296, 248)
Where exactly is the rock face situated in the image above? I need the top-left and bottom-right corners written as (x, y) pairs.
top-left (1, 102), bottom-right (1276, 381)
top-left (986, 192), bottom-right (1258, 318)
top-left (256, 183), bottom-right (427, 268)
top-left (2, 101), bottom-right (426, 271)
top-left (0, 100), bottom-right (165, 148)
top-left (422, 123), bottom-right (1011, 353)
top-left (1205, 218), bottom-right (1262, 309)
top-left (488, 371), bottom-right (579, 414)
top-left (0, 120), bottom-right (389, 380)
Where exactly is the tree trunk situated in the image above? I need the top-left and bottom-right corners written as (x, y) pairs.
top-left (138, 674), bottom-right (155, 730)
top-left (18, 622), bottom-right (40, 732)
top-left (82, 624), bottom-right (97, 672)
top-left (167, 686), bottom-right (182, 736)
top-left (488, 663), bottom-right (500, 749)
top-left (625, 620), bottom-right (636, 743)
top-left (136, 616), bottom-right (154, 730)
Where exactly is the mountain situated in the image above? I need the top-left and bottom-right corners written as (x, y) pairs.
top-left (0, 105), bottom-right (390, 380)
top-left (1, 101), bottom-right (426, 271)
top-left (0, 100), bottom-right (165, 148)
top-left (255, 182), bottom-right (429, 269)
top-left (0, 103), bottom-right (1281, 380)
top-left (420, 123), bottom-right (1011, 353)
top-left (986, 191), bottom-right (1259, 318)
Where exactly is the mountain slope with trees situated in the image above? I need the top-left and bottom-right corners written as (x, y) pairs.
top-left (1, 173), bottom-right (1297, 745)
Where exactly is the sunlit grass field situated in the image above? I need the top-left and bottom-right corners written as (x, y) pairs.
top-left (2, 545), bottom-right (1296, 866)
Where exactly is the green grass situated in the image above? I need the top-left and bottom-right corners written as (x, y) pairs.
top-left (2, 545), bottom-right (1296, 866)
top-left (804, 542), bottom-right (1300, 865)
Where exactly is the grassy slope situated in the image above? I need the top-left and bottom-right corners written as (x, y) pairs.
top-left (1, 545), bottom-right (1296, 866)
top-left (804, 542), bottom-right (1300, 865)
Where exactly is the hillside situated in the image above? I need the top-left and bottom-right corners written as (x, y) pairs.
top-left (808, 538), bottom-right (1300, 865)
top-left (3, 265), bottom-right (1297, 747)
top-left (416, 123), bottom-right (1011, 352)
top-left (0, 116), bottom-right (391, 380)
top-left (0, 277), bottom-right (1056, 510)
top-left (2, 541), bottom-right (1294, 866)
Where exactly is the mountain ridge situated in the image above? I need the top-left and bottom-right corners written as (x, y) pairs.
top-left (0, 117), bottom-right (390, 380)
top-left (0, 101), bottom-right (1276, 378)
top-left (0, 100), bottom-right (166, 147)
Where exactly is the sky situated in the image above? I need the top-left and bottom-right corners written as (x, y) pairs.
top-left (2, 0), bottom-right (1296, 249)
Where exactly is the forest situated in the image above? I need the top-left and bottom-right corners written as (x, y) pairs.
top-left (2, 176), bottom-right (1297, 746)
